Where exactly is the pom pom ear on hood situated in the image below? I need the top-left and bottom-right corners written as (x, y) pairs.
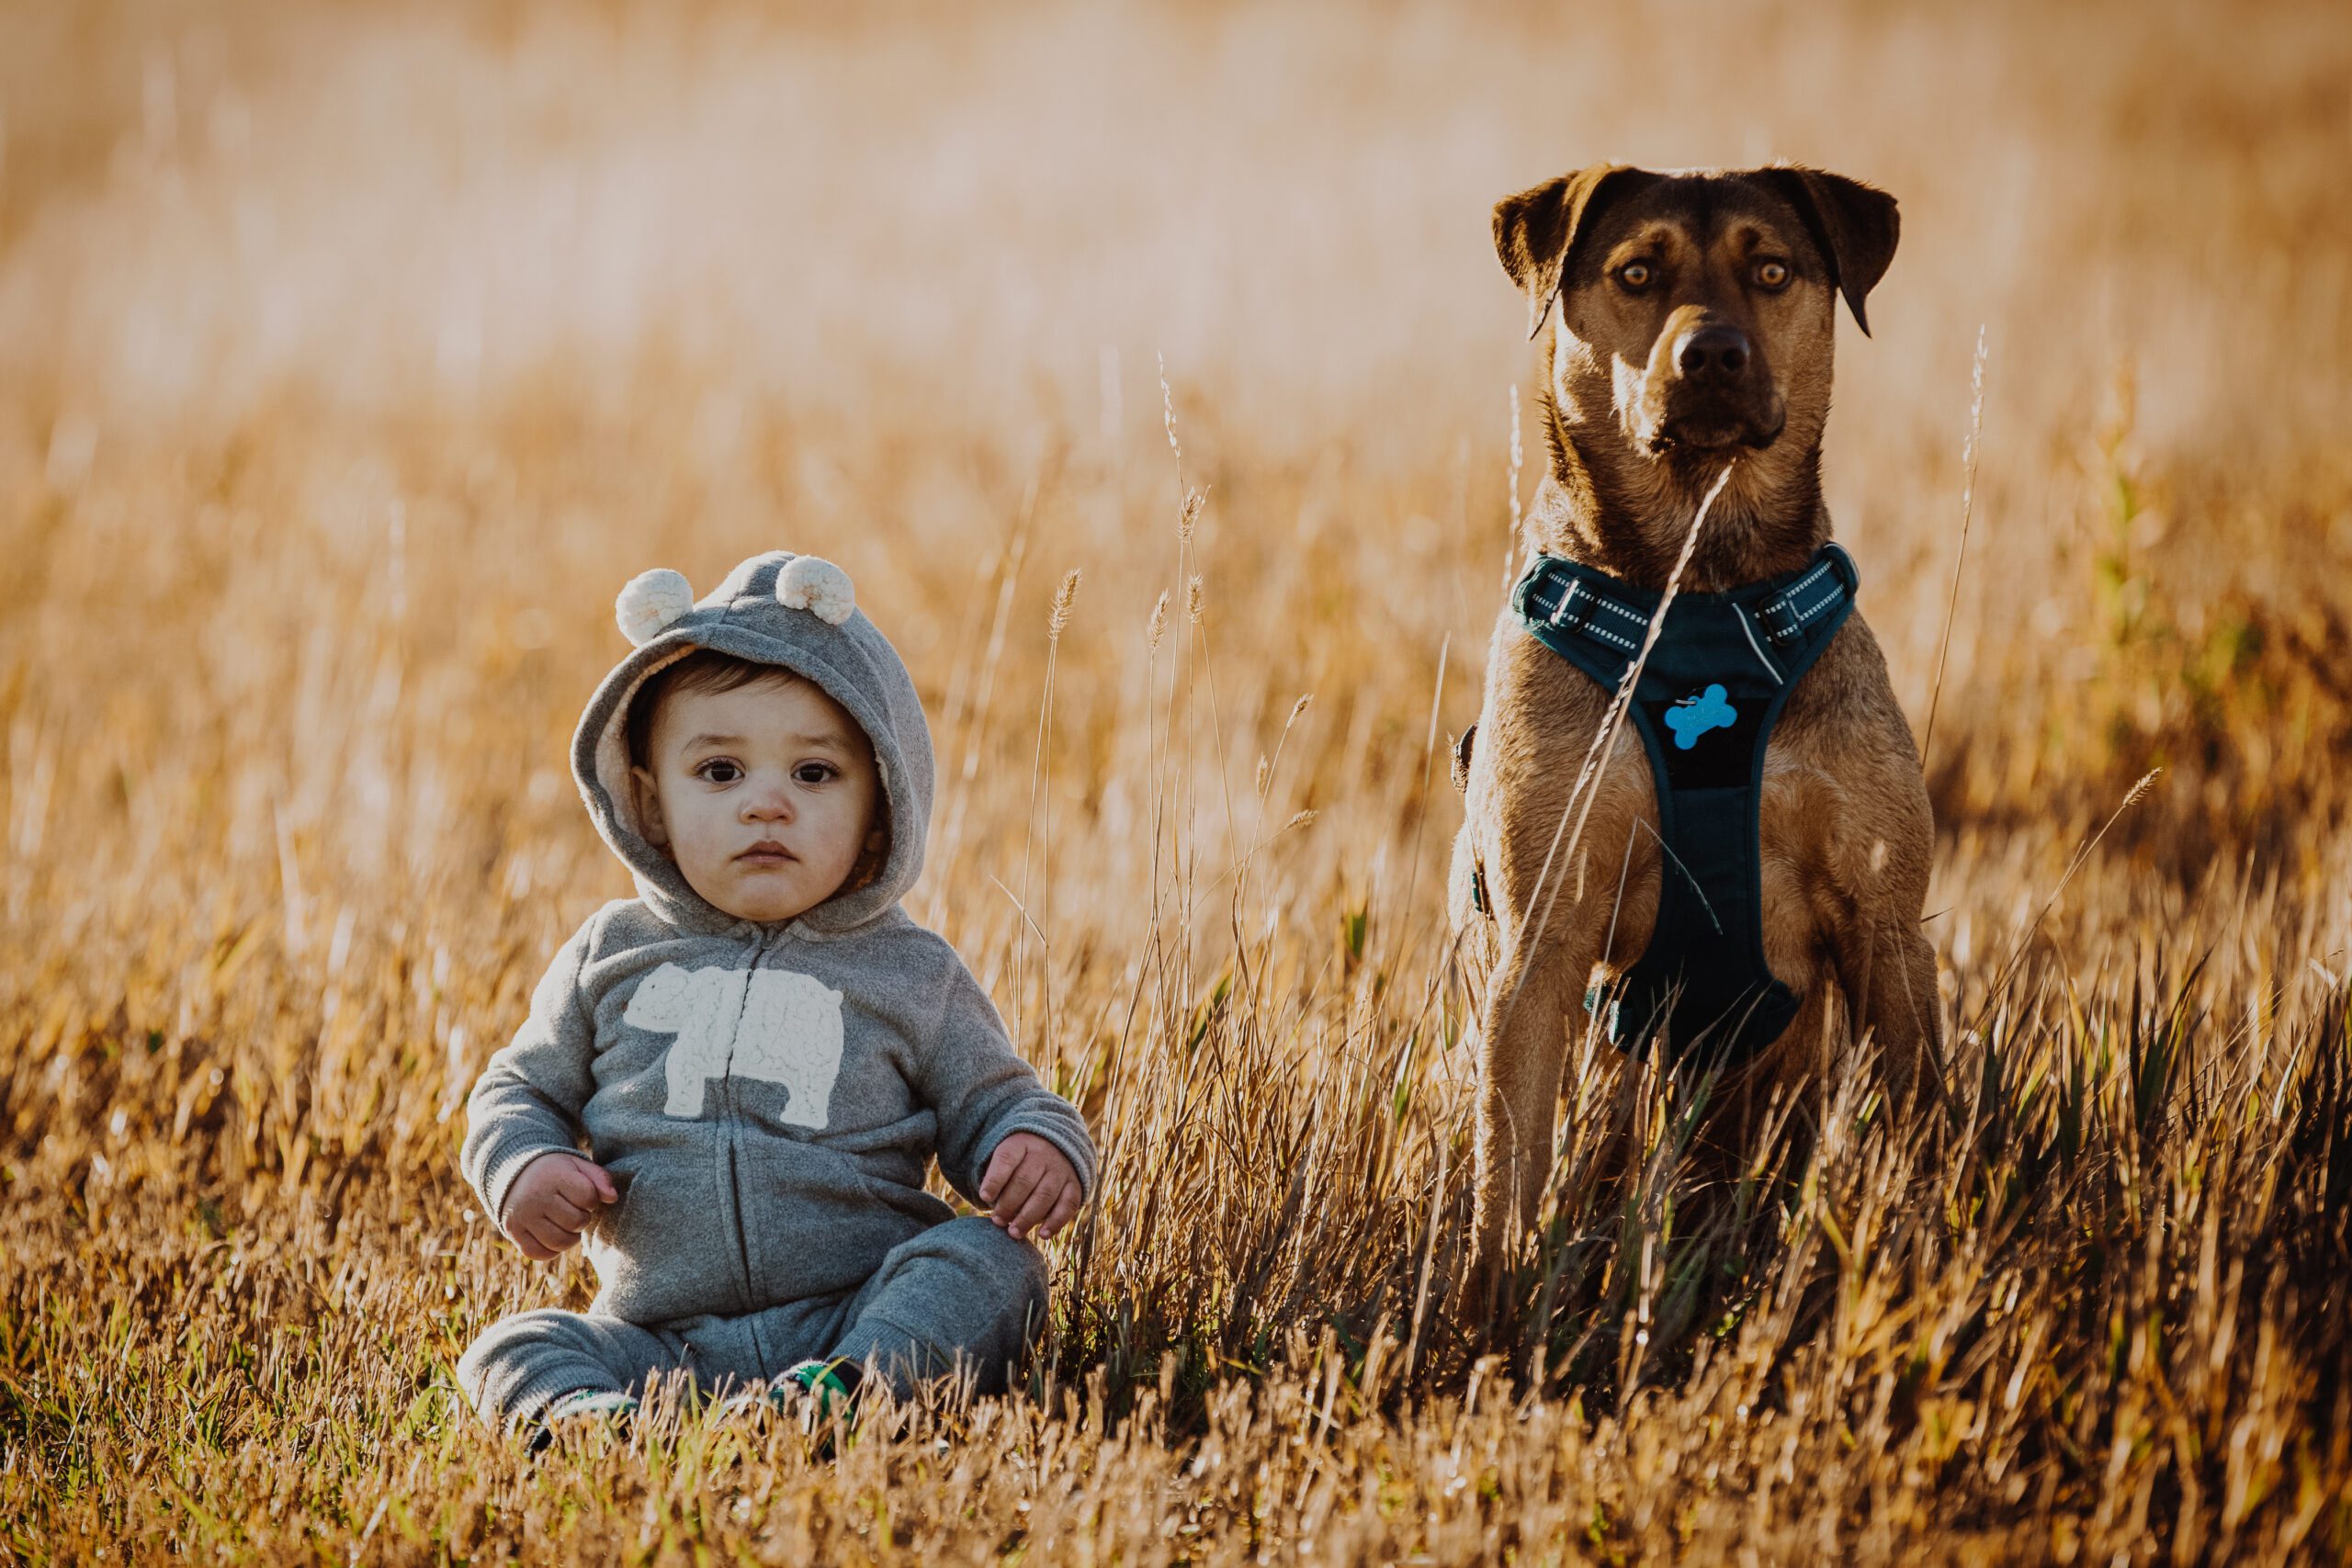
top-left (616, 569), bottom-right (696, 647)
top-left (776, 556), bottom-right (855, 626)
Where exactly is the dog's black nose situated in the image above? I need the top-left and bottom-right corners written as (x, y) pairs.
top-left (1676, 325), bottom-right (1751, 383)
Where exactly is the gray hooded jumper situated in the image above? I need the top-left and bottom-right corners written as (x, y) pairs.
top-left (457, 552), bottom-right (1093, 1421)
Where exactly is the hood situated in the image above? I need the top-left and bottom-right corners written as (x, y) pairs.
top-left (571, 550), bottom-right (936, 938)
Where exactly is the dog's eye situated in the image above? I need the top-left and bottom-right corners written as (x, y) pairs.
top-left (1754, 259), bottom-right (1791, 290)
top-left (1615, 262), bottom-right (1654, 291)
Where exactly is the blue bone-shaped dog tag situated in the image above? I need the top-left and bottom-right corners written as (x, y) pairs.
top-left (1664, 683), bottom-right (1736, 750)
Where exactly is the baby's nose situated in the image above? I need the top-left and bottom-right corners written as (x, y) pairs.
top-left (741, 790), bottom-right (794, 822)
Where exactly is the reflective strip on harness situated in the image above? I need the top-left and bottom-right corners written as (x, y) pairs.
top-left (1509, 542), bottom-right (1858, 1064)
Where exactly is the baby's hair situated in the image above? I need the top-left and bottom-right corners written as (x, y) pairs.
top-left (625, 649), bottom-right (803, 769)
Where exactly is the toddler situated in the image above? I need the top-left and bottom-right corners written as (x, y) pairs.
top-left (458, 550), bottom-right (1093, 1444)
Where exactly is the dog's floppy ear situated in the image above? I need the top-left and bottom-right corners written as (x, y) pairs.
top-left (1754, 166), bottom-right (1900, 337)
top-left (1493, 164), bottom-right (1656, 340)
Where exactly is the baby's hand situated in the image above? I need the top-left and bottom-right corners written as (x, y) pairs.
top-left (500, 1152), bottom-right (619, 1260)
top-left (978, 1133), bottom-right (1082, 1242)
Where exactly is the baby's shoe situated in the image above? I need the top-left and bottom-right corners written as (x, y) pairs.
top-left (524, 1388), bottom-right (639, 1455)
top-left (715, 1359), bottom-right (865, 1454)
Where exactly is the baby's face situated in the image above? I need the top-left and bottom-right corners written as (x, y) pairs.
top-left (629, 675), bottom-right (884, 924)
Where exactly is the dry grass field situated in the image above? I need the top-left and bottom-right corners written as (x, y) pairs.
top-left (5, 0), bottom-right (2352, 1561)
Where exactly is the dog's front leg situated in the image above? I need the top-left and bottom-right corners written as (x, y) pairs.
top-left (1830, 914), bottom-right (1945, 1113)
top-left (1467, 926), bottom-right (1595, 1314)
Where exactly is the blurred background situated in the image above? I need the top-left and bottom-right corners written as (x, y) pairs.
top-left (12, 0), bottom-right (2350, 460)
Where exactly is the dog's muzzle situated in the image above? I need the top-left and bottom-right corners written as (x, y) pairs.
top-left (1645, 323), bottom-right (1782, 452)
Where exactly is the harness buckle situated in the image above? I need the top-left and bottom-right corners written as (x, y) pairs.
top-left (1546, 577), bottom-right (1591, 635)
top-left (1757, 598), bottom-right (1805, 649)
top-left (1757, 546), bottom-right (1857, 650)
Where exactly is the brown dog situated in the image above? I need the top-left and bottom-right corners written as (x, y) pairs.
top-left (1447, 164), bottom-right (1944, 1291)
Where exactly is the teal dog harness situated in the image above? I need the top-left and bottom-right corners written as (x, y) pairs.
top-left (1502, 542), bottom-right (1858, 1063)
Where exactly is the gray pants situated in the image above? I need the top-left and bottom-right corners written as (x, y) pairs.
top-left (458, 1217), bottom-right (1048, 1428)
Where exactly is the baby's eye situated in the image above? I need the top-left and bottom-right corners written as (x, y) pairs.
top-left (695, 760), bottom-right (743, 784)
top-left (792, 761), bottom-right (839, 786)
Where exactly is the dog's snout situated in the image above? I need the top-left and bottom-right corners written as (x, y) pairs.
top-left (1675, 324), bottom-right (1751, 383)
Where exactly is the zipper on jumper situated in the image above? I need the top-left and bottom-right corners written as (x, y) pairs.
top-left (720, 926), bottom-right (792, 1313)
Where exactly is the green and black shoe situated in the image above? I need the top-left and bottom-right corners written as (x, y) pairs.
top-left (715, 1359), bottom-right (865, 1451)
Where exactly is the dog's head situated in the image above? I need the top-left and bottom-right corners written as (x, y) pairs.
top-left (1495, 164), bottom-right (1896, 483)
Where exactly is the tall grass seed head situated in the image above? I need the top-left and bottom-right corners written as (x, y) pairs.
top-left (1049, 568), bottom-right (1082, 641)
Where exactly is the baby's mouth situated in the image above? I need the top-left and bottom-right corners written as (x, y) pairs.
top-left (735, 841), bottom-right (797, 866)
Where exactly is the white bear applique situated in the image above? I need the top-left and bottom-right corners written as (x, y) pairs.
top-left (622, 964), bottom-right (847, 1127)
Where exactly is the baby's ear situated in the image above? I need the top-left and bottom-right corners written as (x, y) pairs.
top-left (846, 822), bottom-right (890, 891)
top-left (628, 765), bottom-right (672, 851)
